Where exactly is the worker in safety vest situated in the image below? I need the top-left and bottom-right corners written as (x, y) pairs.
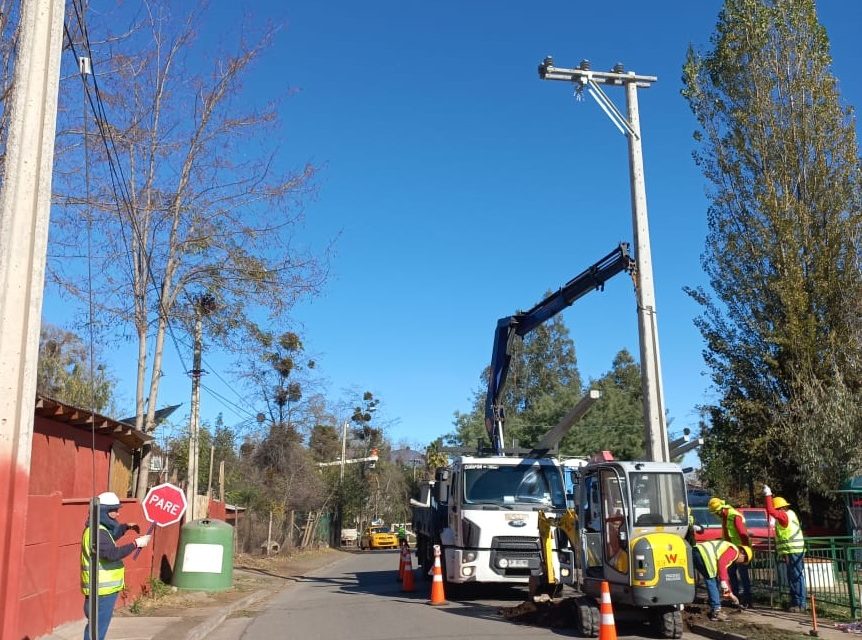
top-left (693, 539), bottom-right (753, 622)
top-left (708, 497), bottom-right (752, 608)
top-left (762, 484), bottom-right (806, 612)
top-left (81, 492), bottom-right (151, 640)
top-left (679, 502), bottom-right (703, 547)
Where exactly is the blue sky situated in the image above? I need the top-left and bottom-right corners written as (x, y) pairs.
top-left (42, 1), bottom-right (862, 460)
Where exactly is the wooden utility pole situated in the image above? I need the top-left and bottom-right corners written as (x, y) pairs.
top-left (206, 443), bottom-right (214, 499)
top-left (218, 460), bottom-right (225, 503)
top-left (0, 1), bottom-right (65, 636)
top-left (185, 311), bottom-right (203, 522)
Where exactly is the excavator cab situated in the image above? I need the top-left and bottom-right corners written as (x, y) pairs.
top-left (542, 455), bottom-right (693, 638)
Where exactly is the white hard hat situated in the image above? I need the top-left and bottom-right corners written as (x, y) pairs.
top-left (98, 492), bottom-right (121, 508)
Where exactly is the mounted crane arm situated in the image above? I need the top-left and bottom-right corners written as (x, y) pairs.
top-left (484, 243), bottom-right (633, 455)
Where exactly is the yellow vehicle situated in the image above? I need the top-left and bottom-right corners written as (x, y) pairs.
top-left (538, 455), bottom-right (694, 638)
top-left (360, 526), bottom-right (399, 550)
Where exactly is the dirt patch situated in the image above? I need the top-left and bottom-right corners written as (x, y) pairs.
top-left (117, 548), bottom-right (345, 618)
top-left (500, 597), bottom-right (813, 640)
top-left (682, 602), bottom-right (812, 640)
top-left (499, 597), bottom-right (579, 628)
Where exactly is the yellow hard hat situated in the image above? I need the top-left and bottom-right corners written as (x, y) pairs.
top-left (772, 496), bottom-right (790, 510)
top-left (708, 497), bottom-right (725, 513)
top-left (738, 545), bottom-right (754, 564)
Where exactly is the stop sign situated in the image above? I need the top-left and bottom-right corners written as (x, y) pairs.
top-left (142, 483), bottom-right (188, 527)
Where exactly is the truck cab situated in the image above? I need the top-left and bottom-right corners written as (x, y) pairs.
top-left (412, 455), bottom-right (568, 586)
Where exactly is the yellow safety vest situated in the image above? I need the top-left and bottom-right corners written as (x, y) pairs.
top-left (81, 525), bottom-right (125, 596)
top-left (696, 539), bottom-right (737, 579)
top-left (724, 506), bottom-right (745, 546)
top-left (775, 509), bottom-right (804, 555)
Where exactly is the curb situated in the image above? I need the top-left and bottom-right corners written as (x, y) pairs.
top-left (183, 589), bottom-right (270, 640)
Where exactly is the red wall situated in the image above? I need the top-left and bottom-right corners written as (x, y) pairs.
top-left (17, 496), bottom-right (182, 640)
top-left (17, 415), bottom-right (229, 640)
top-left (29, 417), bottom-right (112, 497)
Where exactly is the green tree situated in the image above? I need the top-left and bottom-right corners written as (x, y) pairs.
top-left (449, 312), bottom-right (583, 449)
top-left (167, 414), bottom-right (238, 493)
top-left (37, 324), bottom-right (116, 413)
top-left (682, 0), bottom-right (862, 514)
top-left (562, 350), bottom-right (645, 459)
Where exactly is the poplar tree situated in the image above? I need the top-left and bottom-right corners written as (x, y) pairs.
top-left (682, 0), bottom-right (862, 513)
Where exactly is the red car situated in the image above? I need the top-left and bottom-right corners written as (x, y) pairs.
top-left (740, 507), bottom-right (775, 544)
top-left (691, 506), bottom-right (723, 543)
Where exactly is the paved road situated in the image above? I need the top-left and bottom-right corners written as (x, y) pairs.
top-left (233, 549), bottom-right (662, 640)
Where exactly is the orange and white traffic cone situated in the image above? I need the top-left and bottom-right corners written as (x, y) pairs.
top-left (598, 580), bottom-right (617, 640)
top-left (397, 544), bottom-right (407, 581)
top-left (402, 549), bottom-right (415, 593)
top-left (428, 544), bottom-right (447, 605)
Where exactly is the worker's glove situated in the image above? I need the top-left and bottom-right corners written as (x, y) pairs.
top-left (134, 535), bottom-right (152, 548)
top-left (719, 580), bottom-right (731, 596)
top-left (762, 484), bottom-right (772, 496)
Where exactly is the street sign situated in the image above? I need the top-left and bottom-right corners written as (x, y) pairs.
top-left (142, 483), bottom-right (188, 527)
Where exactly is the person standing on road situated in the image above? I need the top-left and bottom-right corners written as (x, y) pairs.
top-left (81, 492), bottom-right (151, 640)
top-left (692, 539), bottom-right (753, 622)
top-left (709, 497), bottom-right (752, 608)
top-left (762, 484), bottom-right (806, 612)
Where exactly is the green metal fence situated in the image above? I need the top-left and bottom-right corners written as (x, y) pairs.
top-left (748, 536), bottom-right (862, 619)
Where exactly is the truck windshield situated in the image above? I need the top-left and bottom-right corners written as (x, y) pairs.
top-left (630, 472), bottom-right (688, 526)
top-left (462, 464), bottom-right (566, 508)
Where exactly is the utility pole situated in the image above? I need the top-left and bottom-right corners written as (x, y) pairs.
top-left (185, 310), bottom-right (203, 522)
top-left (0, 0), bottom-right (65, 635)
top-left (539, 57), bottom-right (670, 462)
top-left (339, 420), bottom-right (348, 481)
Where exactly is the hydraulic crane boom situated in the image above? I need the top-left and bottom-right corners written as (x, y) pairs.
top-left (484, 243), bottom-right (633, 455)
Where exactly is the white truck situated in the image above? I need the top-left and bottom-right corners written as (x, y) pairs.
top-left (411, 453), bottom-right (568, 589)
top-left (411, 247), bottom-right (632, 592)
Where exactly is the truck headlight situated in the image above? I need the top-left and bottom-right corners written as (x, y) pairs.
top-left (498, 558), bottom-right (509, 568)
top-left (461, 566), bottom-right (474, 577)
top-left (560, 568), bottom-right (570, 577)
top-left (464, 551), bottom-right (477, 562)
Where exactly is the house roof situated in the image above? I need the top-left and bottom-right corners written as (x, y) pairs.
top-left (35, 395), bottom-right (153, 450)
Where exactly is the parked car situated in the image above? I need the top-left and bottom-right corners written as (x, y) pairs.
top-left (740, 507), bottom-right (775, 545)
top-left (691, 506), bottom-right (723, 543)
top-left (360, 526), bottom-right (399, 550)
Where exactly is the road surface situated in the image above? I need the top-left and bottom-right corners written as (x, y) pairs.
top-left (220, 549), bottom-right (663, 640)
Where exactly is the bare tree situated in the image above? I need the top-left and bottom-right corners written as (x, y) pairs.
top-left (50, 2), bottom-right (327, 497)
top-left (0, 0), bottom-right (21, 176)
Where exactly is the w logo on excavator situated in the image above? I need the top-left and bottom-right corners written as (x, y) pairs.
top-left (665, 553), bottom-right (678, 564)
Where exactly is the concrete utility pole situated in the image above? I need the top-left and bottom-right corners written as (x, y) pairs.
top-left (539, 57), bottom-right (670, 463)
top-left (340, 420), bottom-right (348, 481)
top-left (0, 0), bottom-right (65, 635)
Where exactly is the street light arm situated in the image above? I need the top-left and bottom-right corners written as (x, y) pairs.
top-left (317, 454), bottom-right (378, 468)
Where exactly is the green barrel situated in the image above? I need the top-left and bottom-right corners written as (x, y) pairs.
top-left (172, 519), bottom-right (234, 591)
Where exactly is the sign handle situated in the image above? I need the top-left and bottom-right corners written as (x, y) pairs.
top-left (133, 522), bottom-right (156, 560)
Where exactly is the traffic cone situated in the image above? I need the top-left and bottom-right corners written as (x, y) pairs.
top-left (402, 550), bottom-right (415, 593)
top-left (428, 544), bottom-right (447, 605)
top-left (598, 580), bottom-right (617, 640)
top-left (397, 544), bottom-right (407, 581)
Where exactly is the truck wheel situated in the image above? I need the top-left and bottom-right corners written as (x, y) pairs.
top-left (653, 607), bottom-right (683, 639)
top-left (574, 595), bottom-right (599, 637)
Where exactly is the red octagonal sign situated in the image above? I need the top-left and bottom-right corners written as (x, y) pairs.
top-left (142, 483), bottom-right (188, 527)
